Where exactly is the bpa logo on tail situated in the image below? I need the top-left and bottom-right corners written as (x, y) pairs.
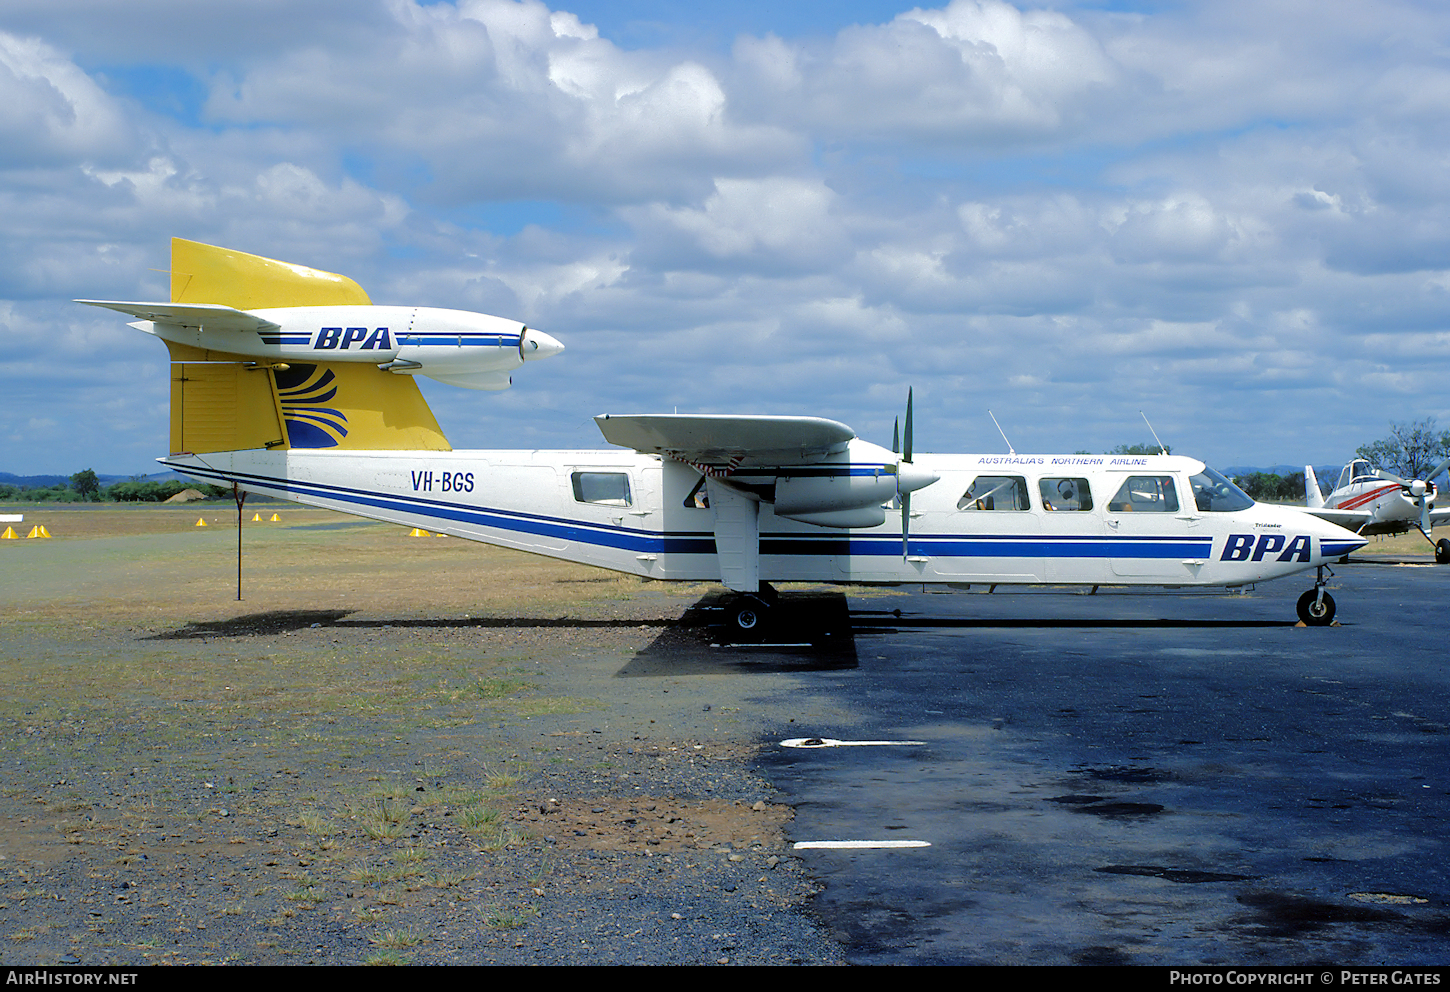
top-left (1221, 533), bottom-right (1312, 562)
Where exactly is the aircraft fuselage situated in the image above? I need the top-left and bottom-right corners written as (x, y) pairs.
top-left (165, 448), bottom-right (1362, 590)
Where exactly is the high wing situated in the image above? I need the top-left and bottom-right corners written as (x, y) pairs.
top-left (76, 300), bottom-right (279, 333)
top-left (595, 413), bottom-right (918, 594)
top-left (594, 413), bottom-right (856, 467)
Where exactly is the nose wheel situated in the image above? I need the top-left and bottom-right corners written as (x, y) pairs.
top-left (1436, 538), bottom-right (1450, 564)
top-left (1296, 589), bottom-right (1336, 625)
top-left (1296, 565), bottom-right (1337, 626)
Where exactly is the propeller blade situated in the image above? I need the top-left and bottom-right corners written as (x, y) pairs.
top-left (1375, 468), bottom-right (1409, 486)
top-left (892, 417), bottom-right (899, 455)
top-left (1425, 456), bottom-right (1450, 485)
top-left (902, 493), bottom-right (911, 558)
top-left (903, 388), bottom-right (914, 464)
top-left (901, 388), bottom-right (914, 557)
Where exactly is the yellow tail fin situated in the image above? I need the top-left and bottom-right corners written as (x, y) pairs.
top-left (161, 240), bottom-right (449, 454)
top-left (170, 237), bottom-right (370, 308)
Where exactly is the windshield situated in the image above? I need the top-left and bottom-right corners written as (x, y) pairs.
top-left (1190, 466), bottom-right (1255, 512)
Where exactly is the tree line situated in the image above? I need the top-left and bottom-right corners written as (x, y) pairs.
top-left (1353, 417), bottom-right (1450, 481)
top-left (0, 470), bottom-right (230, 503)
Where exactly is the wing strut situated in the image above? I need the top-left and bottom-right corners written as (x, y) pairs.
top-left (706, 478), bottom-right (760, 593)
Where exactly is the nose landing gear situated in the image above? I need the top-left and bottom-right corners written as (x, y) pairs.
top-left (1297, 565), bottom-right (1337, 626)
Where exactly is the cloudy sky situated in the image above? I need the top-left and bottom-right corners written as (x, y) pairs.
top-left (3, 0), bottom-right (1449, 475)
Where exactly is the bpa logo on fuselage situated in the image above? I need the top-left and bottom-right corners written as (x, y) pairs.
top-left (1221, 533), bottom-right (1312, 562)
top-left (314, 327), bottom-right (391, 350)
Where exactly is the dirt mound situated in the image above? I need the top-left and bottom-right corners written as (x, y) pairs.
top-left (163, 488), bottom-right (208, 503)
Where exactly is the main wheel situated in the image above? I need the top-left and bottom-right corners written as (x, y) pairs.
top-left (727, 596), bottom-right (772, 640)
top-left (1296, 589), bottom-right (1336, 626)
top-left (1436, 538), bottom-right (1450, 564)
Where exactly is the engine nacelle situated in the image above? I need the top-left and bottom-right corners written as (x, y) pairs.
top-left (774, 506), bottom-right (887, 528)
top-left (773, 472), bottom-right (898, 518)
top-left (764, 439), bottom-right (939, 529)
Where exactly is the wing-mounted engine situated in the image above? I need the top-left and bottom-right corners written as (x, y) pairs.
top-left (595, 413), bottom-right (939, 591)
top-left (771, 439), bottom-right (908, 528)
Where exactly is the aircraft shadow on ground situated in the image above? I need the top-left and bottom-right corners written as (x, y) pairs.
top-left (851, 610), bottom-right (1297, 630)
top-left (142, 593), bottom-right (1293, 653)
top-left (144, 609), bottom-right (680, 640)
top-left (620, 590), bottom-right (860, 676)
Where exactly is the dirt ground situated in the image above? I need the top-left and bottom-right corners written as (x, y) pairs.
top-left (0, 502), bottom-right (847, 966)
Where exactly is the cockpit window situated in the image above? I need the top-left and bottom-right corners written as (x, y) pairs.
top-left (1189, 467), bottom-right (1254, 512)
top-left (1039, 478), bottom-right (1092, 511)
top-left (958, 475), bottom-right (1031, 511)
top-left (1107, 476), bottom-right (1179, 513)
top-left (1338, 459), bottom-right (1378, 490)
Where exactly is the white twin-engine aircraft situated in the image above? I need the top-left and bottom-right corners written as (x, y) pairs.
top-left (98, 240), bottom-right (1368, 632)
top-left (1304, 458), bottom-right (1450, 563)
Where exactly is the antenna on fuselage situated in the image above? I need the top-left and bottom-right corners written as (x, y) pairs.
top-left (987, 411), bottom-right (1016, 455)
top-left (1140, 411), bottom-right (1168, 456)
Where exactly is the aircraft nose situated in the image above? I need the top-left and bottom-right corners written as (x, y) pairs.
top-left (520, 328), bottom-right (565, 361)
top-left (1315, 520), bottom-right (1368, 560)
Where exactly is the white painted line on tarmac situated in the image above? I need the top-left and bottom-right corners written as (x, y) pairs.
top-left (793, 840), bottom-right (932, 850)
top-left (780, 737), bottom-right (926, 748)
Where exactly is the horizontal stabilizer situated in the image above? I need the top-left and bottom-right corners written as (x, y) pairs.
top-left (595, 414), bottom-right (855, 467)
top-left (77, 300), bottom-right (278, 333)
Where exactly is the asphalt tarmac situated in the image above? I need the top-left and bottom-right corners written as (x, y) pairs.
top-left (739, 561), bottom-right (1450, 965)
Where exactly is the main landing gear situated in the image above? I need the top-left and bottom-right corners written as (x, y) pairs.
top-left (1410, 524), bottom-right (1450, 564)
top-left (725, 584), bottom-right (778, 640)
top-left (1296, 565), bottom-right (1336, 626)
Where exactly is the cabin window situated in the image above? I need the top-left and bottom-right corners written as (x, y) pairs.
top-left (684, 475), bottom-right (710, 509)
top-left (571, 471), bottom-right (632, 507)
top-left (1189, 467), bottom-right (1254, 512)
top-left (958, 475), bottom-right (1031, 511)
top-left (1039, 477), bottom-right (1093, 511)
top-left (1107, 476), bottom-right (1179, 513)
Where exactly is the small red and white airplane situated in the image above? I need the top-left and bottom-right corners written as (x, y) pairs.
top-left (1304, 458), bottom-right (1450, 562)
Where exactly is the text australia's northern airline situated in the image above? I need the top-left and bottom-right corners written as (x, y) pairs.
top-left (91, 240), bottom-right (1368, 631)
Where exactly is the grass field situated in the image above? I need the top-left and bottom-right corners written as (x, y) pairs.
top-left (0, 501), bottom-right (836, 965)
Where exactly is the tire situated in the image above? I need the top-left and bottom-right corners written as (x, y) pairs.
top-left (728, 597), bottom-right (772, 640)
top-left (1436, 538), bottom-right (1450, 565)
top-left (1296, 589), bottom-right (1336, 626)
